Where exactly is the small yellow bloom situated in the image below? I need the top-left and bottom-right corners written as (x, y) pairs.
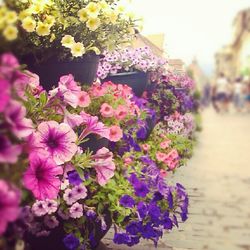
top-left (3, 25), bottom-right (18, 41)
top-left (86, 17), bottom-right (101, 31)
top-left (44, 15), bottom-right (56, 27)
top-left (22, 16), bottom-right (36, 32)
top-left (116, 5), bottom-right (125, 13)
top-left (29, 4), bottom-right (43, 14)
top-left (107, 10), bottom-right (118, 24)
top-left (78, 8), bottom-right (88, 22)
top-left (86, 2), bottom-right (100, 17)
top-left (50, 33), bottom-right (56, 42)
top-left (98, 0), bottom-right (109, 10)
top-left (5, 11), bottom-right (18, 24)
top-left (61, 35), bottom-right (75, 48)
top-left (19, 10), bottom-right (32, 21)
top-left (71, 42), bottom-right (85, 57)
top-left (36, 22), bottom-right (50, 36)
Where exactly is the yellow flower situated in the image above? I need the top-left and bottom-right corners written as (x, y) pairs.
top-left (71, 42), bottom-right (85, 57)
top-left (3, 25), bottom-right (18, 41)
top-left (22, 16), bottom-right (36, 32)
top-left (98, 0), bottom-right (109, 10)
top-left (61, 35), bottom-right (75, 48)
top-left (50, 33), bottom-right (56, 42)
top-left (5, 11), bottom-right (18, 24)
top-left (86, 2), bottom-right (100, 17)
top-left (19, 10), bottom-right (32, 21)
top-left (86, 17), bottom-right (101, 31)
top-left (29, 4), bottom-right (43, 14)
top-left (44, 15), bottom-right (56, 27)
top-left (116, 5), bottom-right (125, 14)
top-left (78, 8), bottom-right (88, 22)
top-left (89, 46), bottom-right (101, 55)
top-left (36, 22), bottom-right (50, 36)
top-left (106, 10), bottom-right (118, 24)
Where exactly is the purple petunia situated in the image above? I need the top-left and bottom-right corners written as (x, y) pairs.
top-left (119, 195), bottom-right (135, 208)
top-left (68, 171), bottom-right (83, 186)
top-left (63, 234), bottom-right (80, 250)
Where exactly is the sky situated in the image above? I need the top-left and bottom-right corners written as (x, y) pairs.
top-left (130, 0), bottom-right (250, 76)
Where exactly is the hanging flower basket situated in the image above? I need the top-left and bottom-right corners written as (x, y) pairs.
top-left (102, 71), bottom-right (150, 97)
top-left (20, 53), bottom-right (100, 90)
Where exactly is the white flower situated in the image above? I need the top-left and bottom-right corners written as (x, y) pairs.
top-left (61, 35), bottom-right (75, 48)
top-left (71, 42), bottom-right (85, 57)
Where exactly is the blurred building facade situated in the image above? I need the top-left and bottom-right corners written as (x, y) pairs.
top-left (215, 8), bottom-right (250, 80)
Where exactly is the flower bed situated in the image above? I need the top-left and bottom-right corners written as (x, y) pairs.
top-left (0, 51), bottom-right (201, 250)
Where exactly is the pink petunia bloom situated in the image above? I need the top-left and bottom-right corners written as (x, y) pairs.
top-left (78, 91), bottom-right (91, 108)
top-left (34, 121), bottom-right (78, 165)
top-left (4, 100), bottom-right (34, 138)
top-left (58, 74), bottom-right (81, 93)
top-left (100, 103), bottom-right (114, 118)
top-left (79, 115), bottom-right (110, 140)
top-left (72, 184), bottom-right (87, 200)
top-left (93, 147), bottom-right (115, 186)
top-left (156, 152), bottom-right (168, 162)
top-left (0, 53), bottom-right (19, 79)
top-left (160, 139), bottom-right (171, 149)
top-left (90, 83), bottom-right (106, 97)
top-left (0, 79), bottom-right (10, 112)
top-left (0, 135), bottom-right (22, 164)
top-left (124, 157), bottom-right (133, 165)
top-left (69, 202), bottom-right (83, 219)
top-left (160, 169), bottom-right (168, 178)
top-left (23, 153), bottom-right (63, 200)
top-left (164, 149), bottom-right (179, 170)
top-left (101, 81), bottom-right (117, 92)
top-left (141, 144), bottom-right (150, 152)
top-left (108, 125), bottom-right (123, 142)
top-left (0, 180), bottom-right (21, 236)
top-left (64, 112), bottom-right (83, 128)
top-left (114, 105), bottom-right (128, 120)
top-left (32, 200), bottom-right (48, 217)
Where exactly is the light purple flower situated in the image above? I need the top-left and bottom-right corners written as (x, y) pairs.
top-left (32, 201), bottom-right (48, 217)
top-left (44, 215), bottom-right (59, 229)
top-left (69, 202), bottom-right (83, 219)
top-left (34, 121), bottom-right (78, 165)
top-left (0, 135), bottom-right (22, 164)
top-left (72, 184), bottom-right (87, 200)
top-left (0, 79), bottom-right (10, 112)
top-left (63, 188), bottom-right (77, 205)
top-left (58, 209), bottom-right (70, 220)
top-left (4, 100), bottom-right (34, 138)
top-left (45, 200), bottom-right (58, 214)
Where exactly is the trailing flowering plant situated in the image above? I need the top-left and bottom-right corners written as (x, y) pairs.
top-left (0, 0), bottom-right (139, 61)
top-left (97, 46), bottom-right (167, 82)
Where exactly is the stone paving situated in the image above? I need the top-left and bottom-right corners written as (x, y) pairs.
top-left (102, 109), bottom-right (250, 250)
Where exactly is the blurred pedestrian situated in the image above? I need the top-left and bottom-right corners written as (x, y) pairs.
top-left (216, 73), bottom-right (229, 112)
top-left (245, 79), bottom-right (250, 112)
top-left (233, 77), bottom-right (245, 112)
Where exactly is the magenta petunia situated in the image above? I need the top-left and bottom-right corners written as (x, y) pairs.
top-left (0, 135), bottom-right (22, 164)
top-left (34, 121), bottom-right (78, 165)
top-left (4, 100), bottom-right (34, 139)
top-left (93, 147), bottom-right (115, 186)
top-left (0, 180), bottom-right (21, 236)
top-left (0, 79), bottom-right (10, 112)
top-left (23, 153), bottom-right (63, 200)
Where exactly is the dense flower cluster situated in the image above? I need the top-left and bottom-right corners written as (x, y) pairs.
top-left (97, 47), bottom-right (167, 82)
top-left (0, 53), bottom-right (199, 250)
top-left (0, 0), bottom-right (140, 60)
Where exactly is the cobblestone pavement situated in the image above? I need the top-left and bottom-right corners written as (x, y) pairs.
top-left (102, 109), bottom-right (250, 250)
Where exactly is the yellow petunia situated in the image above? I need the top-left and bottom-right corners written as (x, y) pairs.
top-left (29, 4), bottom-right (43, 14)
top-left (86, 17), bottom-right (101, 31)
top-left (98, 0), bottom-right (109, 10)
top-left (85, 2), bottom-right (100, 17)
top-left (3, 25), bottom-right (18, 41)
top-left (44, 15), bottom-right (56, 27)
top-left (61, 35), bottom-right (75, 48)
top-left (5, 11), bottom-right (18, 24)
top-left (36, 22), bottom-right (50, 36)
top-left (78, 8), bottom-right (88, 23)
top-left (22, 16), bottom-right (36, 32)
top-left (107, 10), bottom-right (118, 24)
top-left (71, 42), bottom-right (85, 57)
top-left (19, 10), bottom-right (32, 21)
top-left (116, 5), bottom-right (125, 14)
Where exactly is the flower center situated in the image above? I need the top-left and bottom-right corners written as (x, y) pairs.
top-left (35, 166), bottom-right (45, 181)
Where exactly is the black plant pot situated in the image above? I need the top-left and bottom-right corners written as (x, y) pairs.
top-left (102, 71), bottom-right (150, 97)
top-left (80, 134), bottom-right (109, 153)
top-left (145, 116), bottom-right (156, 139)
top-left (20, 53), bottom-right (100, 91)
top-left (25, 212), bottom-right (112, 250)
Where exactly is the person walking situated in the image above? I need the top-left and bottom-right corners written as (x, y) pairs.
top-left (245, 80), bottom-right (250, 112)
top-left (216, 73), bottom-right (229, 112)
top-left (233, 77), bottom-right (245, 112)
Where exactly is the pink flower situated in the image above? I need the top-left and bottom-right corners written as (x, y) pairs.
top-left (160, 139), bottom-right (171, 149)
top-left (141, 144), bottom-right (150, 152)
top-left (164, 149), bottom-right (179, 170)
top-left (0, 135), bottom-right (22, 164)
top-left (78, 91), bottom-right (91, 107)
top-left (69, 202), bottom-right (83, 219)
top-left (44, 215), bottom-right (59, 229)
top-left (0, 79), bottom-right (10, 112)
top-left (45, 200), bottom-right (58, 215)
top-left (72, 184), bottom-right (87, 200)
top-left (0, 180), bottom-right (21, 236)
top-left (32, 200), bottom-right (48, 217)
top-left (58, 74), bottom-right (81, 93)
top-left (93, 147), bottom-right (115, 186)
top-left (100, 103), bottom-right (114, 118)
top-left (108, 125), bottom-right (123, 142)
top-left (166, 149), bottom-right (179, 160)
top-left (160, 169), bottom-right (168, 178)
top-left (23, 154), bottom-right (63, 200)
top-left (4, 100), bottom-right (34, 138)
top-left (64, 112), bottom-right (83, 128)
top-left (102, 81), bottom-right (117, 91)
top-left (124, 157), bottom-right (133, 165)
top-left (0, 53), bottom-right (19, 79)
top-left (90, 84), bottom-right (106, 97)
top-left (115, 105), bottom-right (128, 120)
top-left (34, 121), bottom-right (78, 165)
top-left (156, 152), bottom-right (167, 162)
top-left (79, 115), bottom-right (110, 140)
top-left (63, 188), bottom-right (76, 205)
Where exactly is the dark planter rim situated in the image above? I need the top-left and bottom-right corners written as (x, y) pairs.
top-left (108, 70), bottom-right (147, 77)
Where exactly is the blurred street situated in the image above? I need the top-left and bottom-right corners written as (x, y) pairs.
top-left (103, 108), bottom-right (250, 250)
